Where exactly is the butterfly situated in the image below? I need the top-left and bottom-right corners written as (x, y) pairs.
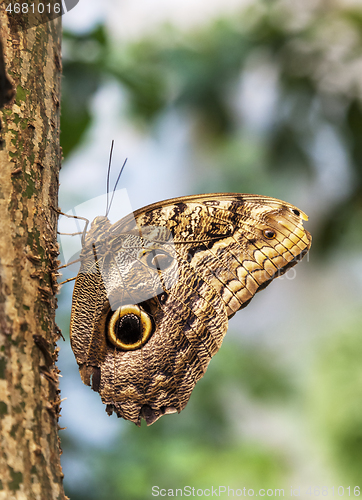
top-left (69, 192), bottom-right (311, 426)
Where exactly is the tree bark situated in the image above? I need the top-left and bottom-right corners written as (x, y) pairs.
top-left (0, 8), bottom-right (66, 500)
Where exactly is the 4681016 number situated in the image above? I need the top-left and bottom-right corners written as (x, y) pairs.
top-left (6, 2), bottom-right (61, 14)
top-left (304, 486), bottom-right (360, 496)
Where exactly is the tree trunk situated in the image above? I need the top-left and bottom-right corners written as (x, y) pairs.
top-left (0, 8), bottom-right (66, 500)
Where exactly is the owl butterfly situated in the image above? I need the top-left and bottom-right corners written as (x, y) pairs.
top-left (70, 193), bottom-right (311, 426)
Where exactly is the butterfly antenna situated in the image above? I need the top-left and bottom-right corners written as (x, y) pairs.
top-left (107, 158), bottom-right (128, 217)
top-left (105, 140), bottom-right (115, 217)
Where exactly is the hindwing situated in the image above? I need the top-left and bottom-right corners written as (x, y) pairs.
top-left (70, 193), bottom-right (311, 425)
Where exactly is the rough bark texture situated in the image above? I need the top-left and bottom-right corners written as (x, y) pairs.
top-left (0, 8), bottom-right (66, 500)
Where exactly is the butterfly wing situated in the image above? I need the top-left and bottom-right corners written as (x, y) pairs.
top-left (70, 194), bottom-right (311, 425)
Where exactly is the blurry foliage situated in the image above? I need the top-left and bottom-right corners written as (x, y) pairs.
top-left (60, 2), bottom-right (362, 498)
top-left (62, 341), bottom-right (292, 500)
top-left (62, 3), bottom-right (362, 254)
top-left (61, 26), bottom-right (107, 157)
top-left (307, 317), bottom-right (362, 486)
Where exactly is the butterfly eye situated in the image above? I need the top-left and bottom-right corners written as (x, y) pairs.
top-left (263, 229), bottom-right (276, 239)
top-left (291, 208), bottom-right (300, 216)
top-left (147, 250), bottom-right (174, 271)
top-left (107, 305), bottom-right (153, 350)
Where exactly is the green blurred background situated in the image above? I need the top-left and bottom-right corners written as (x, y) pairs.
top-left (57, 1), bottom-right (362, 498)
